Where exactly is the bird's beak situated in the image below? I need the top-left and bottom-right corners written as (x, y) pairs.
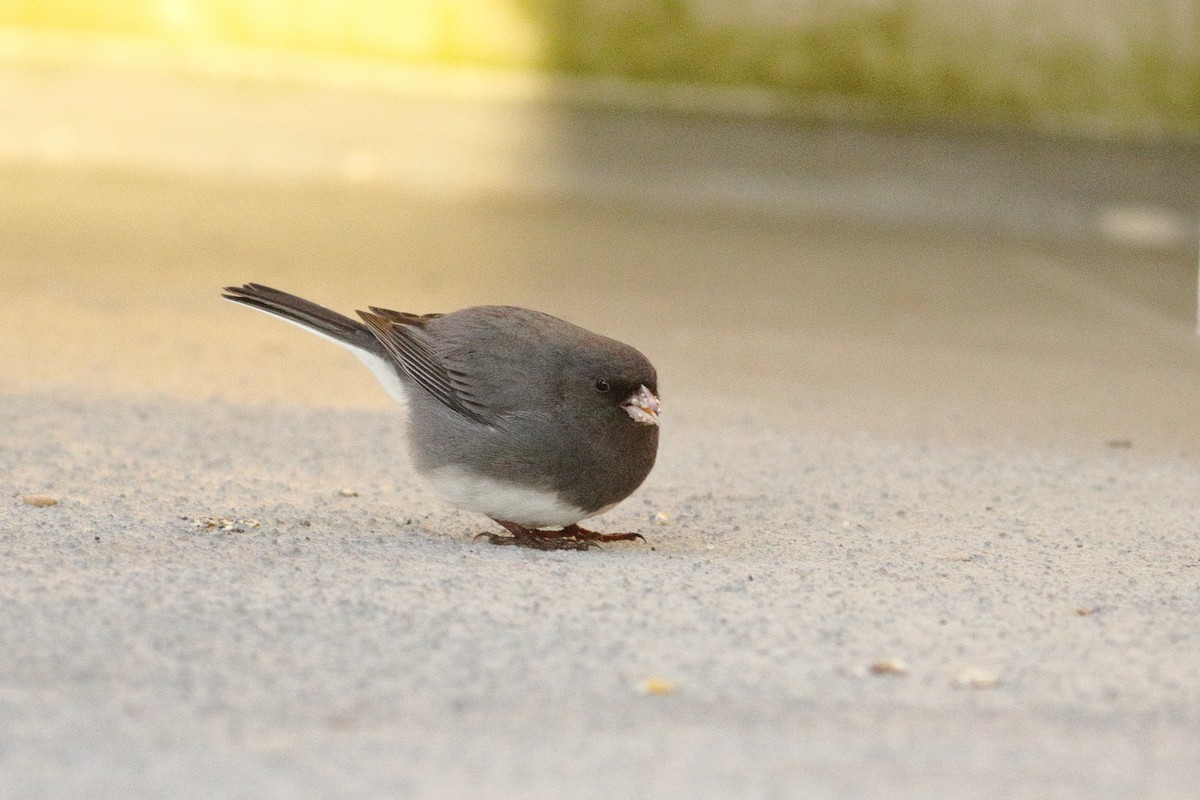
top-left (621, 385), bottom-right (660, 426)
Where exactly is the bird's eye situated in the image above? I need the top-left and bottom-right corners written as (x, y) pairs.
top-left (594, 378), bottom-right (611, 393)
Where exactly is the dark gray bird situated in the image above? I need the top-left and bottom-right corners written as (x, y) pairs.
top-left (222, 284), bottom-right (660, 550)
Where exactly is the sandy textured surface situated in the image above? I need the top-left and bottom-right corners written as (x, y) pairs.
top-left (5, 393), bottom-right (1200, 799)
top-left (3, 63), bottom-right (1200, 798)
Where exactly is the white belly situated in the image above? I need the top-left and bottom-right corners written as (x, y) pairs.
top-left (425, 465), bottom-right (602, 528)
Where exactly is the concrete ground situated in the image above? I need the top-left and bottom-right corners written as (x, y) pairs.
top-left (1, 63), bottom-right (1199, 798)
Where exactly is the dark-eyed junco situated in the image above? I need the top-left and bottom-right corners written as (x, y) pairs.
top-left (222, 284), bottom-right (660, 550)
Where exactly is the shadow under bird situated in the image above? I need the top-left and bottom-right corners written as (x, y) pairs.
top-left (222, 284), bottom-right (660, 550)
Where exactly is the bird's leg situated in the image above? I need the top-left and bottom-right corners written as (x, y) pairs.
top-left (475, 520), bottom-right (596, 551)
top-left (557, 524), bottom-right (645, 543)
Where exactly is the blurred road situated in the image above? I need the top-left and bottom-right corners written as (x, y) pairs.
top-left (2, 63), bottom-right (1199, 451)
top-left (2, 62), bottom-right (1200, 799)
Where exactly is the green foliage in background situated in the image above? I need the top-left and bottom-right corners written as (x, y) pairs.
top-left (530, 0), bottom-right (1198, 135)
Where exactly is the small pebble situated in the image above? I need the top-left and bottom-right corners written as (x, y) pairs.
top-left (652, 511), bottom-right (670, 525)
top-left (638, 678), bottom-right (673, 696)
top-left (869, 659), bottom-right (909, 676)
top-left (194, 516), bottom-right (260, 533)
top-left (952, 666), bottom-right (1000, 689)
top-left (21, 495), bottom-right (58, 507)
top-left (338, 488), bottom-right (359, 497)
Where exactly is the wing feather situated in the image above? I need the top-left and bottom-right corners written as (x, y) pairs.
top-left (357, 309), bottom-right (491, 424)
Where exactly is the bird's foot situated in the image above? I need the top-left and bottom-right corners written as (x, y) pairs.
top-left (558, 523), bottom-right (645, 543)
top-left (475, 521), bottom-right (645, 550)
top-left (475, 520), bottom-right (597, 550)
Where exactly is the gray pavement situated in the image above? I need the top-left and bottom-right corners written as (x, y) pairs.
top-left (2, 62), bottom-right (1200, 798)
top-left (4, 394), bottom-right (1200, 799)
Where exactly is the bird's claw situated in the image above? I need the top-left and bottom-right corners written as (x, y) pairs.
top-left (559, 524), bottom-right (644, 543)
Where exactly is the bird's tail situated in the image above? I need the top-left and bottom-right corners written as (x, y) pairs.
top-left (222, 283), bottom-right (380, 354)
top-left (223, 283), bottom-right (410, 404)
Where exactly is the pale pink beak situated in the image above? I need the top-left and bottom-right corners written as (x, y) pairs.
top-left (621, 385), bottom-right (660, 426)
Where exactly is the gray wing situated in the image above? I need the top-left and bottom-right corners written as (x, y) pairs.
top-left (357, 308), bottom-right (492, 425)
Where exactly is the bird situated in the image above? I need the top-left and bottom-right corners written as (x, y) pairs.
top-left (222, 283), bottom-right (660, 550)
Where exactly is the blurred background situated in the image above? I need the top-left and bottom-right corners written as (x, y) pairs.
top-left (6, 0), bottom-right (1199, 134)
top-left (1, 0), bottom-right (1199, 450)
